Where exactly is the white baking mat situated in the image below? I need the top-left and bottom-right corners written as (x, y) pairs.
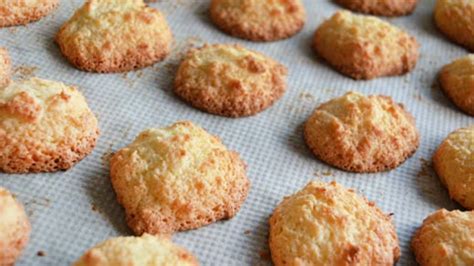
top-left (1, 0), bottom-right (472, 265)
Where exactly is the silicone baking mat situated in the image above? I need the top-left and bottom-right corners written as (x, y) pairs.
top-left (1, 0), bottom-right (472, 265)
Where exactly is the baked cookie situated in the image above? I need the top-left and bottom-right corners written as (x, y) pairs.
top-left (335, 0), bottom-right (418, 16)
top-left (313, 10), bottom-right (419, 80)
top-left (56, 0), bottom-right (173, 73)
top-left (209, 0), bottom-right (306, 41)
top-left (0, 78), bottom-right (99, 173)
top-left (434, 0), bottom-right (474, 51)
top-left (0, 0), bottom-right (59, 27)
top-left (174, 44), bottom-right (287, 117)
top-left (269, 181), bottom-right (400, 266)
top-left (433, 126), bottom-right (474, 209)
top-left (438, 55), bottom-right (474, 116)
top-left (0, 187), bottom-right (31, 266)
top-left (110, 121), bottom-right (250, 235)
top-left (304, 91), bottom-right (419, 173)
top-left (0, 48), bottom-right (11, 88)
top-left (412, 209), bottom-right (474, 266)
top-left (73, 234), bottom-right (198, 266)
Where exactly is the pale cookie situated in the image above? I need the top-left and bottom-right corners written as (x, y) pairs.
top-left (313, 10), bottom-right (419, 80)
top-left (209, 0), bottom-right (306, 42)
top-left (0, 0), bottom-right (58, 27)
top-left (412, 209), bottom-right (474, 266)
top-left (434, 0), bottom-right (474, 51)
top-left (0, 187), bottom-right (30, 266)
top-left (56, 0), bottom-right (173, 73)
top-left (0, 78), bottom-right (99, 173)
top-left (335, 0), bottom-right (418, 16)
top-left (0, 48), bottom-right (11, 88)
top-left (110, 121), bottom-right (250, 235)
top-left (304, 91), bottom-right (419, 173)
top-left (439, 55), bottom-right (474, 116)
top-left (73, 234), bottom-right (198, 266)
top-left (269, 181), bottom-right (400, 266)
top-left (433, 126), bottom-right (474, 209)
top-left (174, 44), bottom-right (287, 117)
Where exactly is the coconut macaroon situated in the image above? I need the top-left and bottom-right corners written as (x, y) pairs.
top-left (209, 0), bottom-right (306, 41)
top-left (269, 181), bottom-right (400, 266)
top-left (412, 209), bottom-right (474, 266)
top-left (335, 0), bottom-right (418, 16)
top-left (0, 0), bottom-right (59, 27)
top-left (434, 0), bottom-right (474, 51)
top-left (56, 0), bottom-right (173, 73)
top-left (0, 187), bottom-right (31, 266)
top-left (73, 234), bottom-right (198, 266)
top-left (0, 78), bottom-right (99, 173)
top-left (304, 91), bottom-right (419, 173)
top-left (174, 44), bottom-right (287, 118)
top-left (313, 10), bottom-right (419, 80)
top-left (439, 55), bottom-right (474, 116)
top-left (110, 121), bottom-right (250, 235)
top-left (433, 126), bottom-right (474, 209)
top-left (0, 48), bottom-right (11, 88)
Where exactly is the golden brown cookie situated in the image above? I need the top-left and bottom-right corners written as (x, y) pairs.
top-left (433, 126), bottom-right (474, 209)
top-left (304, 91), bottom-right (419, 173)
top-left (313, 10), bottom-right (419, 80)
top-left (269, 181), bottom-right (400, 266)
top-left (73, 234), bottom-right (199, 266)
top-left (335, 0), bottom-right (418, 16)
top-left (412, 209), bottom-right (474, 266)
top-left (438, 55), bottom-right (474, 116)
top-left (0, 0), bottom-right (59, 27)
top-left (0, 48), bottom-right (11, 88)
top-left (434, 0), bottom-right (474, 51)
top-left (0, 187), bottom-right (31, 266)
top-left (0, 78), bottom-right (100, 173)
top-left (174, 44), bottom-right (287, 117)
top-left (56, 0), bottom-right (173, 73)
top-left (110, 121), bottom-right (250, 235)
top-left (209, 0), bottom-right (306, 41)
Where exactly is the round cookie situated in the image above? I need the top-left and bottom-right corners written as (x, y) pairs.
top-left (434, 0), bottom-right (474, 51)
top-left (0, 48), bottom-right (11, 88)
top-left (313, 10), bottom-right (419, 80)
top-left (0, 78), bottom-right (99, 173)
top-left (56, 0), bottom-right (173, 73)
top-left (335, 0), bottom-right (418, 16)
top-left (304, 91), bottom-right (419, 173)
top-left (438, 55), bottom-right (474, 116)
top-left (269, 181), bottom-right (400, 266)
top-left (0, 0), bottom-right (59, 27)
top-left (73, 234), bottom-right (198, 266)
top-left (412, 209), bottom-right (474, 265)
top-left (0, 187), bottom-right (30, 266)
top-left (174, 44), bottom-right (287, 117)
top-left (110, 121), bottom-right (250, 235)
top-left (209, 0), bottom-right (306, 42)
top-left (433, 126), bottom-right (474, 209)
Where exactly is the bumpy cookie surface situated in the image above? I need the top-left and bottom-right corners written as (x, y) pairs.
top-left (56, 0), bottom-right (173, 73)
top-left (73, 234), bottom-right (198, 266)
top-left (313, 10), bottom-right (419, 80)
top-left (304, 91), bottom-right (419, 173)
top-left (0, 0), bottom-right (58, 27)
top-left (174, 44), bottom-right (287, 117)
top-left (110, 121), bottom-right (250, 235)
top-left (0, 48), bottom-right (11, 88)
top-left (209, 0), bottom-right (306, 41)
top-left (435, 0), bottom-right (474, 51)
top-left (0, 78), bottom-right (99, 173)
top-left (412, 209), bottom-right (474, 266)
top-left (439, 55), bottom-right (474, 115)
top-left (0, 187), bottom-right (30, 266)
top-left (269, 181), bottom-right (400, 266)
top-left (433, 126), bottom-right (474, 209)
top-left (335, 0), bottom-right (418, 16)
